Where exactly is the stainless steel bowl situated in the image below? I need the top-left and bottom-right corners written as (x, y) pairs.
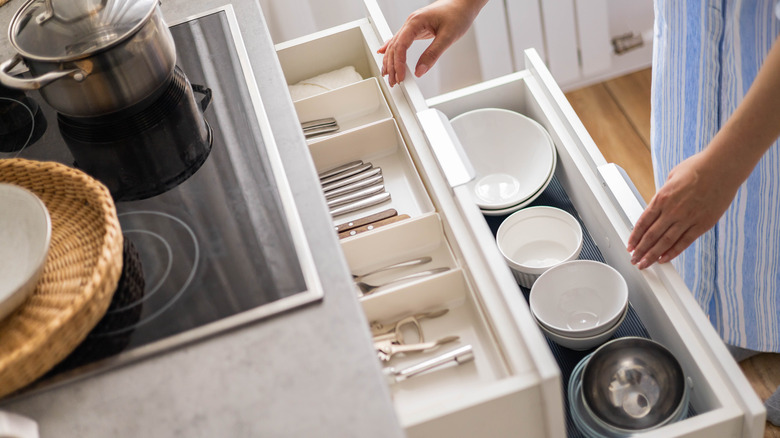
top-left (581, 337), bottom-right (687, 432)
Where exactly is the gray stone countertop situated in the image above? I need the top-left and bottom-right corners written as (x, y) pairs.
top-left (0, 1), bottom-right (404, 436)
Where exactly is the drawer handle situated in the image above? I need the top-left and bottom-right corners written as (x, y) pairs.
top-left (417, 108), bottom-right (475, 188)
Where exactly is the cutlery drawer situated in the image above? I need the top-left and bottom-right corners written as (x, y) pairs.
top-left (308, 118), bottom-right (433, 224)
top-left (294, 78), bottom-right (393, 143)
top-left (274, 3), bottom-right (765, 436)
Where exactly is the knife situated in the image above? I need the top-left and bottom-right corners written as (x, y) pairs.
top-left (338, 214), bottom-right (410, 239)
top-left (334, 208), bottom-right (398, 233)
top-left (318, 160), bottom-right (363, 180)
top-left (322, 167), bottom-right (382, 193)
top-left (304, 124), bottom-right (339, 138)
top-left (320, 162), bottom-right (373, 185)
top-left (330, 192), bottom-right (391, 217)
top-left (302, 117), bottom-right (337, 130)
top-left (325, 174), bottom-right (384, 200)
top-left (327, 184), bottom-right (385, 209)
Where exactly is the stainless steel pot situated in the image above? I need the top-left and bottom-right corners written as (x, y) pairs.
top-left (0, 0), bottom-right (176, 117)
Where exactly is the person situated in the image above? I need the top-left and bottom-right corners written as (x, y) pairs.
top-left (378, 0), bottom-right (780, 426)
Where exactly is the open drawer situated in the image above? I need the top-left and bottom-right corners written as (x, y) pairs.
top-left (273, 1), bottom-right (766, 437)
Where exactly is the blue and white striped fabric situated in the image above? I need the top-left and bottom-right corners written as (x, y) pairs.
top-left (652, 0), bottom-right (780, 352)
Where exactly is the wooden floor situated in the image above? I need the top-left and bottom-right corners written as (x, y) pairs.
top-left (565, 68), bottom-right (780, 437)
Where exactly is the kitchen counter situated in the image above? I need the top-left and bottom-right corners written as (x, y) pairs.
top-left (0, 1), bottom-right (404, 436)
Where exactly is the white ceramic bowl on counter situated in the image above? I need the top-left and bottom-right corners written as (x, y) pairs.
top-left (0, 183), bottom-right (51, 322)
top-left (496, 206), bottom-right (583, 288)
top-left (530, 260), bottom-right (629, 339)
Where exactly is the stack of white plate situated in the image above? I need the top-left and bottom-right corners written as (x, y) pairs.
top-left (449, 108), bottom-right (557, 216)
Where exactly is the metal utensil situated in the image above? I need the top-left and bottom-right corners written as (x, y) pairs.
top-left (357, 267), bottom-right (449, 296)
top-left (325, 173), bottom-right (383, 200)
top-left (334, 208), bottom-right (397, 234)
top-left (318, 160), bottom-right (363, 180)
top-left (330, 192), bottom-right (390, 217)
top-left (581, 337), bottom-right (688, 432)
top-left (322, 167), bottom-right (381, 193)
top-left (303, 117), bottom-right (339, 138)
top-left (302, 117), bottom-right (337, 131)
top-left (370, 308), bottom-right (449, 339)
top-left (320, 163), bottom-right (373, 186)
top-left (353, 256), bottom-right (433, 282)
top-left (383, 345), bottom-right (475, 383)
top-left (376, 335), bottom-right (460, 362)
top-left (327, 184), bottom-right (385, 209)
top-left (338, 214), bottom-right (409, 239)
top-left (304, 124), bottom-right (339, 138)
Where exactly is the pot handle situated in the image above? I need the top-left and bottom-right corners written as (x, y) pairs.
top-left (192, 84), bottom-right (212, 112)
top-left (0, 54), bottom-right (86, 91)
top-left (36, 0), bottom-right (107, 24)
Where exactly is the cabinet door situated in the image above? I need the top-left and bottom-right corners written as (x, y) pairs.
top-left (518, 0), bottom-right (653, 89)
top-left (538, 0), bottom-right (580, 84)
top-left (574, 0), bottom-right (612, 77)
top-left (505, 0), bottom-right (546, 69)
top-left (374, 0), bottom-right (514, 97)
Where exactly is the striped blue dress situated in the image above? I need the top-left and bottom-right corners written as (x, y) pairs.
top-left (652, 0), bottom-right (780, 352)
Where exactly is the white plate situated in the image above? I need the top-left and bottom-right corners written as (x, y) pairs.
top-left (0, 183), bottom-right (51, 322)
top-left (450, 108), bottom-right (555, 210)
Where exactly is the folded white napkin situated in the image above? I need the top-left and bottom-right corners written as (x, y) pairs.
top-left (288, 66), bottom-right (363, 101)
top-left (0, 411), bottom-right (39, 438)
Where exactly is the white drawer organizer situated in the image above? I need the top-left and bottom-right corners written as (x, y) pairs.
top-left (274, 1), bottom-right (766, 437)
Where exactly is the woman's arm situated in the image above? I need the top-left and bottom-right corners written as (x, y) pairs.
top-left (627, 35), bottom-right (780, 269)
top-left (377, 0), bottom-right (489, 86)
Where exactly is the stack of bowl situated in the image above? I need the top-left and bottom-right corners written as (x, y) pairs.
top-left (449, 108), bottom-right (557, 216)
top-left (497, 206), bottom-right (583, 288)
top-left (568, 337), bottom-right (691, 437)
top-left (530, 260), bottom-right (628, 351)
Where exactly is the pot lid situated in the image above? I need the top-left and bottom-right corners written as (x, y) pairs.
top-left (9, 0), bottom-right (159, 61)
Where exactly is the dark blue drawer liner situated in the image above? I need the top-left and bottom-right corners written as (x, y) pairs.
top-left (482, 176), bottom-right (695, 437)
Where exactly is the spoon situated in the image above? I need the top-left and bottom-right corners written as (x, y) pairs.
top-left (357, 267), bottom-right (449, 297)
top-left (352, 256), bottom-right (433, 282)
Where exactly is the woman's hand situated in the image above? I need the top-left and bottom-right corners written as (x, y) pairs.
top-left (627, 150), bottom-right (741, 269)
top-left (377, 0), bottom-right (488, 87)
top-left (628, 36), bottom-right (780, 270)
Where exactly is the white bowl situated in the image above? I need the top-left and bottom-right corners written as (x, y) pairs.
top-left (496, 206), bottom-right (583, 287)
top-left (480, 131), bottom-right (557, 216)
top-left (450, 108), bottom-right (555, 210)
top-left (536, 305), bottom-right (628, 351)
top-left (530, 260), bottom-right (628, 338)
top-left (542, 300), bottom-right (628, 339)
top-left (0, 183), bottom-right (51, 322)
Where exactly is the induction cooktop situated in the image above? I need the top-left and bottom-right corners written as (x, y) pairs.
top-left (0, 5), bottom-right (323, 397)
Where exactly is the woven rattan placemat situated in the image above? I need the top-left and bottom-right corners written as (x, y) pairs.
top-left (0, 158), bottom-right (123, 398)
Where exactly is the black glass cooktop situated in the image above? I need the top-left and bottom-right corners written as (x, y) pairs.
top-left (0, 7), bottom-right (322, 392)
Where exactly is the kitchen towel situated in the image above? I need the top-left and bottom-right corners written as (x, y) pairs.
top-left (288, 66), bottom-right (363, 101)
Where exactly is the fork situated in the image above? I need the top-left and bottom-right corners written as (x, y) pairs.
top-left (356, 267), bottom-right (449, 297)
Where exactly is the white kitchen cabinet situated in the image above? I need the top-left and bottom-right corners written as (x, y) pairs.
top-left (272, 1), bottom-right (765, 436)
top-left (259, 0), bottom-right (651, 96)
top-left (530, 0), bottom-right (654, 90)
